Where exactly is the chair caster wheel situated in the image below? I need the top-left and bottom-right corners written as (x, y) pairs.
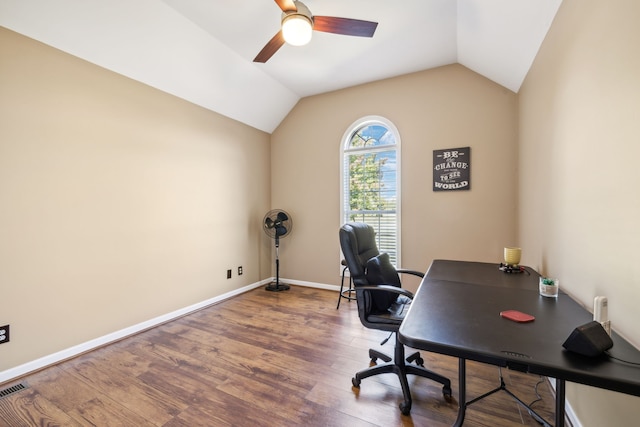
top-left (352, 377), bottom-right (361, 388)
top-left (399, 401), bottom-right (411, 415)
top-left (443, 385), bottom-right (453, 402)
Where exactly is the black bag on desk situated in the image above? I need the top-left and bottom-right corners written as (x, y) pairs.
top-left (563, 321), bottom-right (613, 357)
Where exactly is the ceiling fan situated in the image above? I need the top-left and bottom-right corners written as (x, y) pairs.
top-left (254, 0), bottom-right (378, 63)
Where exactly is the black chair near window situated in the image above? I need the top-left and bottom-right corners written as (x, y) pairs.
top-left (339, 222), bottom-right (451, 415)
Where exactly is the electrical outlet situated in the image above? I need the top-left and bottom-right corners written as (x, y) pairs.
top-left (227, 269), bottom-right (232, 279)
top-left (238, 266), bottom-right (243, 276)
top-left (0, 325), bottom-right (9, 344)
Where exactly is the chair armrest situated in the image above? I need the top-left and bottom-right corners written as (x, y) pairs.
top-left (358, 285), bottom-right (415, 299)
top-left (396, 269), bottom-right (425, 278)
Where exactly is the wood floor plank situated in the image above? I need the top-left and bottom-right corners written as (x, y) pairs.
top-left (0, 388), bottom-right (84, 427)
top-left (68, 396), bottom-right (156, 427)
top-left (17, 366), bottom-right (104, 414)
top-left (0, 285), bottom-right (558, 426)
top-left (66, 358), bottom-right (183, 425)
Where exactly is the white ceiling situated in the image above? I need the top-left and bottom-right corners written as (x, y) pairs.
top-left (0, 0), bottom-right (563, 133)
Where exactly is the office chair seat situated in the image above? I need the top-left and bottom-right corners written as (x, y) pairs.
top-left (366, 296), bottom-right (411, 324)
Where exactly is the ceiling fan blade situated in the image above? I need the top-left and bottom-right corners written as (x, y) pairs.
top-left (274, 0), bottom-right (297, 13)
top-left (313, 16), bottom-right (378, 38)
top-left (253, 31), bottom-right (286, 63)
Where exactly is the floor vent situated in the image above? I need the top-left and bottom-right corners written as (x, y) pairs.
top-left (0, 383), bottom-right (28, 399)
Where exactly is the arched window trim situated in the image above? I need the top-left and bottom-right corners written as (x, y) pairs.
top-left (340, 115), bottom-right (401, 267)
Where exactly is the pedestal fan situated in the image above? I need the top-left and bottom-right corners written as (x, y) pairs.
top-left (263, 209), bottom-right (293, 291)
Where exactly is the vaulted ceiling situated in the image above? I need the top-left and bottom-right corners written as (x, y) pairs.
top-left (0, 0), bottom-right (563, 133)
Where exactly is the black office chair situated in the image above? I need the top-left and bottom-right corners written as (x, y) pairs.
top-left (339, 222), bottom-right (451, 415)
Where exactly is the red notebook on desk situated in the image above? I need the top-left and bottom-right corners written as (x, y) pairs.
top-left (500, 310), bottom-right (535, 323)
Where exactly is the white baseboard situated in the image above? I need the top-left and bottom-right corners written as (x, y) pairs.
top-left (279, 277), bottom-right (340, 292)
top-left (0, 279), bottom-right (271, 384)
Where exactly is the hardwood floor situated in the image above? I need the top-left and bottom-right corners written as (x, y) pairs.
top-left (0, 286), bottom-right (558, 426)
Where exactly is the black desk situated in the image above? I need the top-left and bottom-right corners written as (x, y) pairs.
top-left (398, 260), bottom-right (640, 426)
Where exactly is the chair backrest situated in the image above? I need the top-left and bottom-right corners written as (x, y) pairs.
top-left (339, 222), bottom-right (380, 287)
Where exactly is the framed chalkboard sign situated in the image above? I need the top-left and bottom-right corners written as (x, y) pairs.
top-left (433, 147), bottom-right (470, 191)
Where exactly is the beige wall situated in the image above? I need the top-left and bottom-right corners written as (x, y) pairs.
top-left (271, 64), bottom-right (518, 291)
top-left (0, 28), bottom-right (272, 371)
top-left (519, 0), bottom-right (640, 424)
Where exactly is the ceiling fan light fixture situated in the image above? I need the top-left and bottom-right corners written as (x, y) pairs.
top-left (254, 0), bottom-right (377, 63)
top-left (282, 14), bottom-right (313, 46)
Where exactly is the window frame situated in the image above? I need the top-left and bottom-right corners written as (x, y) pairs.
top-left (340, 115), bottom-right (401, 267)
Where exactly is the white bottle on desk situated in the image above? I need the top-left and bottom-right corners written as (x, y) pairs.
top-left (594, 296), bottom-right (611, 336)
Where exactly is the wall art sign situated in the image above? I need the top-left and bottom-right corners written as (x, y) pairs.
top-left (433, 146), bottom-right (470, 191)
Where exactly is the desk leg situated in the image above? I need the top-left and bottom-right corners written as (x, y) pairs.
top-left (454, 358), bottom-right (466, 427)
top-left (555, 378), bottom-right (565, 427)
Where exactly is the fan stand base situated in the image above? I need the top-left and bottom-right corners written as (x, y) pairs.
top-left (265, 282), bottom-right (290, 292)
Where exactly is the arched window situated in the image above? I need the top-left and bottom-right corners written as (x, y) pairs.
top-left (341, 116), bottom-right (400, 266)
